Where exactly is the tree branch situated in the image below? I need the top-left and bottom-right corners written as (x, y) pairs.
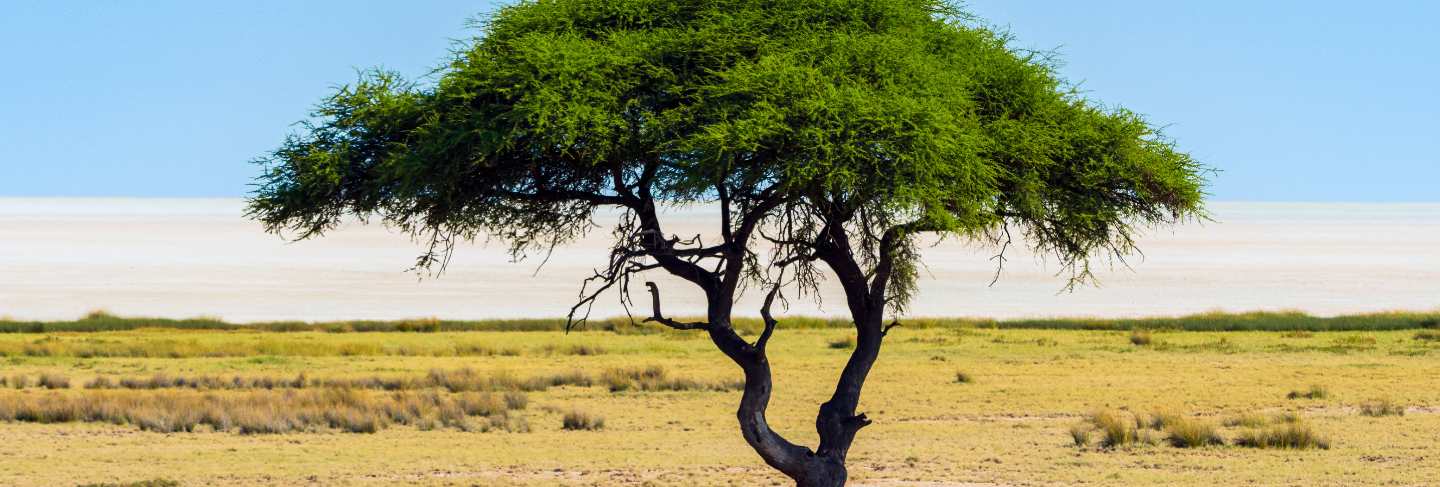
top-left (718, 182), bottom-right (733, 243)
top-left (642, 282), bottom-right (710, 331)
top-left (880, 320), bottom-right (902, 337)
top-left (496, 188), bottom-right (630, 207)
top-left (755, 280), bottom-right (784, 351)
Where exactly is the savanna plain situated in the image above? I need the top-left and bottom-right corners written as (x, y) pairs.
top-left (1, 313), bottom-right (1438, 487)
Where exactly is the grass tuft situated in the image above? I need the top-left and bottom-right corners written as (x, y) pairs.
top-left (1145, 408), bottom-right (1183, 430)
top-left (1068, 423), bottom-right (1092, 447)
top-left (1234, 422), bottom-right (1330, 450)
top-left (953, 371), bottom-right (974, 384)
top-left (1359, 400), bottom-right (1406, 417)
top-left (3, 375), bottom-right (30, 389)
top-left (1164, 417), bottom-right (1224, 448)
top-left (1414, 330), bottom-right (1440, 342)
top-left (503, 391), bottom-right (529, 410)
top-left (828, 336), bottom-right (856, 350)
top-left (1088, 410), bottom-right (1155, 448)
top-left (1286, 385), bottom-right (1329, 400)
top-left (562, 409), bottom-right (604, 431)
top-left (78, 480), bottom-right (181, 487)
top-left (1223, 413), bottom-right (1273, 428)
top-left (599, 366), bottom-right (740, 393)
top-left (37, 373), bottom-right (71, 390)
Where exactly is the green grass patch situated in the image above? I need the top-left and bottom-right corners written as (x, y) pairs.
top-left (6, 310), bottom-right (1439, 335)
top-left (1001, 310), bottom-right (1440, 332)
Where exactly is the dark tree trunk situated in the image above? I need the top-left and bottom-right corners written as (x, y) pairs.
top-left (631, 192), bottom-right (893, 486)
top-left (703, 321), bottom-right (813, 481)
top-left (712, 323), bottom-right (869, 487)
top-left (795, 312), bottom-right (884, 487)
top-left (769, 218), bottom-right (898, 487)
top-left (704, 300), bottom-right (886, 487)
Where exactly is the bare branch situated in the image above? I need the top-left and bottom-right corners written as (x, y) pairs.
top-left (880, 320), bottom-right (902, 337)
top-left (755, 280), bottom-right (784, 351)
top-left (718, 182), bottom-right (733, 243)
top-left (565, 270), bottom-right (622, 331)
top-left (988, 225), bottom-right (1013, 287)
top-left (642, 282), bottom-right (710, 331)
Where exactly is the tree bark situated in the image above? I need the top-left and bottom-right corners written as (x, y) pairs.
top-left (795, 315), bottom-right (883, 487)
top-left (709, 319), bottom-right (873, 487)
top-left (632, 189), bottom-right (888, 486)
top-left (775, 217), bottom-right (896, 487)
top-left (698, 320), bottom-right (809, 478)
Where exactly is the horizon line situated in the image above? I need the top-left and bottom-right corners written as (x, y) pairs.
top-left (3, 196), bottom-right (1440, 205)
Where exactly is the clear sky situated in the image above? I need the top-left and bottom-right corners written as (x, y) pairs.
top-left (2, 1), bottom-right (1435, 201)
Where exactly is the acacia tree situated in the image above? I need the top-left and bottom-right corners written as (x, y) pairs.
top-left (248, 1), bottom-right (1206, 486)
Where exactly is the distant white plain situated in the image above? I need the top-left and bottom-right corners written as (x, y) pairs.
top-left (1, 199), bottom-right (1436, 322)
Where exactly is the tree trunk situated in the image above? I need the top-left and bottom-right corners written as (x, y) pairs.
top-left (781, 220), bottom-right (893, 487)
top-left (796, 456), bottom-right (849, 487)
top-left (700, 217), bottom-right (890, 487)
top-left (796, 315), bottom-right (883, 487)
top-left (705, 323), bottom-right (815, 482)
top-left (706, 314), bottom-right (882, 487)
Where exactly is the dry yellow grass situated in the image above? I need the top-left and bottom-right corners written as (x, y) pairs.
top-left (0, 326), bottom-right (1437, 486)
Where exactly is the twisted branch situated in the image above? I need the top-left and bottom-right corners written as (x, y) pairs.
top-left (756, 280), bottom-right (784, 351)
top-left (642, 282), bottom-right (710, 331)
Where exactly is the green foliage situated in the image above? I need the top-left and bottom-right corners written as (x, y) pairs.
top-left (246, 0), bottom-right (1208, 315)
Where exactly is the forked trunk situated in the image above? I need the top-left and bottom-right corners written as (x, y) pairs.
top-left (715, 314), bottom-right (883, 487)
top-left (710, 219), bottom-right (893, 487)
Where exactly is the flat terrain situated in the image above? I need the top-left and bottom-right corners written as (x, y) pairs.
top-left (1, 325), bottom-right (1438, 486)
top-left (6, 199), bottom-right (1440, 322)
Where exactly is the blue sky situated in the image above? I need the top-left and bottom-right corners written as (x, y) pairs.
top-left (2, 1), bottom-right (1435, 201)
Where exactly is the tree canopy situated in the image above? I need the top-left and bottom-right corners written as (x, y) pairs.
top-left (248, 1), bottom-right (1207, 485)
top-left (250, 0), bottom-right (1203, 303)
